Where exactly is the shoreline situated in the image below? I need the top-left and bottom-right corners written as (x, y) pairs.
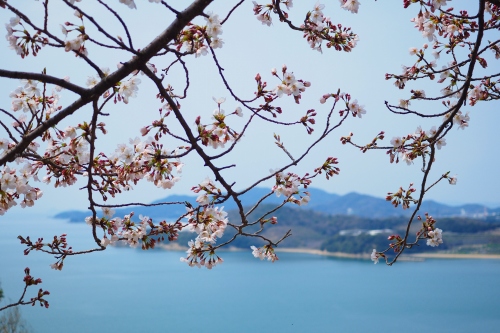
top-left (158, 244), bottom-right (500, 260)
top-left (275, 248), bottom-right (500, 260)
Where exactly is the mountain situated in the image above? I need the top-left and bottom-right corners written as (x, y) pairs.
top-left (53, 188), bottom-right (500, 255)
top-left (171, 203), bottom-right (500, 254)
top-left (53, 187), bottom-right (500, 222)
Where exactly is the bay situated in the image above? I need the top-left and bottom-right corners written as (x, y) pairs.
top-left (1, 216), bottom-right (500, 333)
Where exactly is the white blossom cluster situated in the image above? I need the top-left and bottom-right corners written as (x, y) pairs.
top-left (468, 84), bottom-right (484, 106)
top-left (63, 34), bottom-right (85, 54)
top-left (118, 77), bottom-right (141, 104)
top-left (410, 1), bottom-right (452, 43)
top-left (309, 2), bottom-right (326, 29)
top-left (371, 227), bottom-right (444, 263)
top-left (370, 249), bottom-right (379, 264)
top-left (10, 80), bottom-right (62, 118)
top-left (272, 171), bottom-right (310, 206)
top-left (1, 126), bottom-right (44, 214)
top-left (347, 99), bottom-right (366, 118)
top-left (186, 205), bottom-right (228, 244)
top-left (339, 0), bottom-right (361, 14)
top-left (41, 128), bottom-right (90, 188)
top-left (2, 75), bottom-right (47, 214)
top-left (303, 2), bottom-right (327, 51)
top-left (445, 110), bottom-right (470, 130)
top-left (111, 137), bottom-right (183, 190)
top-left (51, 138), bottom-right (89, 170)
top-left (411, 13), bottom-right (437, 42)
top-left (252, 2), bottom-right (273, 26)
top-left (426, 228), bottom-right (443, 247)
top-left (119, 0), bottom-right (161, 10)
top-left (179, 178), bottom-right (229, 268)
top-left (85, 67), bottom-right (110, 88)
top-left (182, 13), bottom-right (224, 57)
top-left (0, 164), bottom-right (43, 215)
top-left (192, 177), bottom-right (220, 206)
top-left (273, 70), bottom-right (308, 98)
top-left (10, 82), bottom-right (40, 114)
top-left (5, 16), bottom-right (22, 55)
top-left (60, 9), bottom-right (88, 55)
top-left (251, 245), bottom-right (279, 262)
top-left (196, 98), bottom-right (242, 149)
top-left (180, 239), bottom-right (224, 269)
top-left (86, 212), bottom-right (148, 248)
top-left (204, 14), bottom-right (224, 49)
top-left (86, 65), bottom-right (143, 103)
top-left (389, 125), bottom-right (448, 166)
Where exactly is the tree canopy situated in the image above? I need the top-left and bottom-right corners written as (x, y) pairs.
top-left (0, 0), bottom-right (499, 311)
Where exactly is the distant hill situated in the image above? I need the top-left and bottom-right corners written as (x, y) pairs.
top-left (172, 204), bottom-right (500, 254)
top-left (54, 187), bottom-right (500, 222)
top-left (53, 188), bottom-right (500, 255)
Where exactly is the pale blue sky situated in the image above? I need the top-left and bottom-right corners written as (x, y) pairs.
top-left (1, 0), bottom-right (499, 218)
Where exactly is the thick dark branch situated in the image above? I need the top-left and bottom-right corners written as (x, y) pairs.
top-left (387, 0), bottom-right (487, 265)
top-left (0, 0), bottom-right (214, 167)
top-left (0, 69), bottom-right (86, 95)
top-left (140, 65), bottom-right (249, 226)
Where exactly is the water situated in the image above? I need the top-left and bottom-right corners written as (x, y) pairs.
top-left (1, 216), bottom-right (500, 332)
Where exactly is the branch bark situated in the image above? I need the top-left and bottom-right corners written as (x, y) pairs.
top-left (0, 0), bottom-right (213, 167)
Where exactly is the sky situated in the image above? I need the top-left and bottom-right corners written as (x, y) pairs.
top-left (1, 0), bottom-right (499, 220)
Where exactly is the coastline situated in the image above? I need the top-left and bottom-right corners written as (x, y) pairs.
top-left (411, 253), bottom-right (500, 259)
top-left (158, 244), bottom-right (500, 260)
top-left (275, 247), bottom-right (500, 260)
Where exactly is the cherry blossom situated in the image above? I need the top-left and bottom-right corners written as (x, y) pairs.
top-left (119, 0), bottom-right (137, 10)
top-left (426, 228), bottom-right (443, 247)
top-left (390, 137), bottom-right (403, 148)
top-left (370, 249), bottom-right (379, 264)
top-left (347, 99), bottom-right (366, 118)
top-left (250, 245), bottom-right (279, 262)
top-left (436, 138), bottom-right (446, 150)
top-left (0, 0), bottom-right (495, 293)
top-left (339, 0), bottom-right (361, 14)
top-left (119, 77), bottom-right (141, 104)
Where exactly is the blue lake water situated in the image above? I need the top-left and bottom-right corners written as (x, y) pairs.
top-left (1, 216), bottom-right (500, 332)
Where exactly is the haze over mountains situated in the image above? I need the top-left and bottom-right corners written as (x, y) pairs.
top-left (55, 187), bottom-right (500, 222)
top-left (53, 187), bottom-right (500, 254)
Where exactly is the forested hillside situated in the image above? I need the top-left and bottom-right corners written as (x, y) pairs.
top-left (171, 204), bottom-right (500, 255)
